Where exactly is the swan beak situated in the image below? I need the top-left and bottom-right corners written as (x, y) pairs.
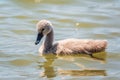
top-left (35, 32), bottom-right (43, 45)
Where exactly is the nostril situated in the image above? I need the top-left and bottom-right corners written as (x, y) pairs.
top-left (35, 41), bottom-right (39, 45)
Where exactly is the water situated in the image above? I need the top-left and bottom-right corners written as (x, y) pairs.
top-left (0, 0), bottom-right (120, 80)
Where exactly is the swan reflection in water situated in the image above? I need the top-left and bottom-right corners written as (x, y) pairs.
top-left (38, 54), bottom-right (57, 78)
top-left (38, 52), bottom-right (107, 78)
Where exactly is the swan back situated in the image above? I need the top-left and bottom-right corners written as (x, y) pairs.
top-left (50, 39), bottom-right (107, 56)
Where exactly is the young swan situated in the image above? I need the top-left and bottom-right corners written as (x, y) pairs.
top-left (35, 20), bottom-right (107, 56)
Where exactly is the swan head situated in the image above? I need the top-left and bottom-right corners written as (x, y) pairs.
top-left (35, 20), bottom-right (53, 45)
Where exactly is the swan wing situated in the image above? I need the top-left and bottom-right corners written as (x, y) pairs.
top-left (53, 39), bottom-right (107, 55)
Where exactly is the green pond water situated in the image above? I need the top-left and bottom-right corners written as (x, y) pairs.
top-left (0, 0), bottom-right (120, 80)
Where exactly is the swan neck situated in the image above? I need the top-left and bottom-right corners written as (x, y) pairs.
top-left (44, 29), bottom-right (54, 52)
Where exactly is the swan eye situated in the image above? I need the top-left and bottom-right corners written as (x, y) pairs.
top-left (41, 28), bottom-right (45, 32)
